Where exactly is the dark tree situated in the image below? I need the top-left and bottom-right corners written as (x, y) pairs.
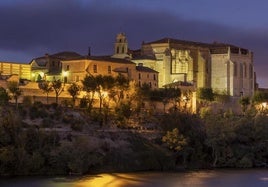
top-left (51, 80), bottom-right (64, 104)
top-left (7, 81), bottom-right (22, 109)
top-left (67, 83), bottom-right (81, 107)
top-left (38, 81), bottom-right (53, 104)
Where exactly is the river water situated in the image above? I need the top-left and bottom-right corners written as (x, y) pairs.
top-left (0, 169), bottom-right (267, 187)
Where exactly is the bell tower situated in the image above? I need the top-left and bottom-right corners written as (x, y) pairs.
top-left (112, 33), bottom-right (130, 59)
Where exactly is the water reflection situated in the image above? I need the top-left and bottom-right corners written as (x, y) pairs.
top-left (0, 170), bottom-right (267, 187)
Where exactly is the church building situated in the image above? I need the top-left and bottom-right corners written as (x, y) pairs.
top-left (111, 33), bottom-right (255, 97)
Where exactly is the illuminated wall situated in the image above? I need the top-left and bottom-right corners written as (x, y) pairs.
top-left (0, 61), bottom-right (31, 80)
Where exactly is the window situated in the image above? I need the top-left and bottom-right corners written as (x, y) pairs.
top-left (233, 62), bottom-right (237, 76)
top-left (75, 76), bottom-right (79, 82)
top-left (52, 61), bottom-right (55, 67)
top-left (66, 65), bottom-right (69, 71)
top-left (240, 63), bottom-right (243, 78)
top-left (108, 66), bottom-right (111, 74)
top-left (249, 64), bottom-right (253, 78)
top-left (138, 81), bottom-right (141, 87)
top-left (138, 73), bottom-right (141, 79)
top-left (147, 74), bottom-right (149, 78)
top-left (149, 82), bottom-right (152, 88)
top-left (244, 64), bottom-right (247, 78)
top-left (93, 64), bottom-right (97, 73)
top-left (153, 74), bottom-right (156, 80)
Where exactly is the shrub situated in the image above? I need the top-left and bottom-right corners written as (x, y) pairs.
top-left (71, 123), bottom-right (83, 131)
top-left (41, 117), bottom-right (54, 128)
top-left (22, 96), bottom-right (33, 107)
top-left (236, 155), bottom-right (253, 168)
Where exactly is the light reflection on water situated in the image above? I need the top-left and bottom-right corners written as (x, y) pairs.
top-left (0, 170), bottom-right (267, 187)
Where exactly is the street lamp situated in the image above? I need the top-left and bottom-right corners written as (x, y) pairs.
top-left (63, 71), bottom-right (68, 84)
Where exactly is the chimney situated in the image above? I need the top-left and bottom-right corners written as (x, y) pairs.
top-left (88, 47), bottom-right (91, 56)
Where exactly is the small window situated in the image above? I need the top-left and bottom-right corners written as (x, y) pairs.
top-left (153, 74), bottom-right (156, 80)
top-left (66, 65), bottom-right (69, 71)
top-left (93, 64), bottom-right (97, 73)
top-left (244, 64), bottom-right (247, 78)
top-left (108, 66), bottom-right (111, 74)
top-left (240, 63), bottom-right (243, 78)
top-left (138, 81), bottom-right (141, 87)
top-left (75, 76), bottom-right (79, 82)
top-left (233, 62), bottom-right (237, 77)
top-left (249, 64), bottom-right (253, 78)
top-left (139, 73), bottom-right (141, 79)
top-left (149, 82), bottom-right (152, 88)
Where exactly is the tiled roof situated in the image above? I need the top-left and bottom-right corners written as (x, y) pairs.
top-left (50, 51), bottom-right (82, 60)
top-left (136, 66), bottom-right (158, 73)
top-left (144, 38), bottom-right (211, 47)
top-left (144, 38), bottom-right (249, 52)
top-left (34, 51), bottom-right (82, 61)
top-left (87, 56), bottom-right (135, 64)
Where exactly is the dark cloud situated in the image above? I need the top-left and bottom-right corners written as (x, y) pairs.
top-left (0, 0), bottom-right (268, 86)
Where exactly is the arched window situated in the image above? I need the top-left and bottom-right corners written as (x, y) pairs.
top-left (244, 63), bottom-right (247, 78)
top-left (240, 63), bottom-right (243, 78)
top-left (249, 64), bottom-right (253, 78)
top-left (233, 62), bottom-right (237, 76)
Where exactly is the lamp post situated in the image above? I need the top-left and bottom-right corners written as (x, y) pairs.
top-left (63, 71), bottom-right (68, 84)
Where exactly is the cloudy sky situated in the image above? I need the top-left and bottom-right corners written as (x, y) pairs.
top-left (1, 0), bottom-right (268, 87)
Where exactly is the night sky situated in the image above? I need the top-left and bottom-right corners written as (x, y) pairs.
top-left (1, 0), bottom-right (268, 87)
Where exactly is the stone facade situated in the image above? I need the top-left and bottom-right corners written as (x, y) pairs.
top-left (125, 36), bottom-right (254, 97)
top-left (61, 56), bottom-right (159, 89)
top-left (210, 45), bottom-right (254, 96)
top-left (30, 51), bottom-right (82, 82)
top-left (131, 38), bottom-right (211, 90)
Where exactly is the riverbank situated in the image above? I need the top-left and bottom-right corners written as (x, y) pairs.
top-left (0, 103), bottom-right (267, 176)
top-left (1, 169), bottom-right (268, 187)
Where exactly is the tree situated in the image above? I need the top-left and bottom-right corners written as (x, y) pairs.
top-left (197, 87), bottom-right (214, 102)
top-left (7, 81), bottom-right (22, 109)
top-left (94, 75), bottom-right (113, 114)
top-left (162, 128), bottom-right (187, 152)
top-left (214, 90), bottom-right (230, 105)
top-left (252, 91), bottom-right (268, 104)
top-left (197, 88), bottom-right (214, 110)
top-left (0, 87), bottom-right (9, 105)
top-left (67, 83), bottom-right (81, 107)
top-left (38, 81), bottom-right (53, 104)
top-left (239, 96), bottom-right (250, 114)
top-left (109, 74), bottom-right (129, 106)
top-left (82, 75), bottom-right (98, 112)
top-left (51, 79), bottom-right (64, 104)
